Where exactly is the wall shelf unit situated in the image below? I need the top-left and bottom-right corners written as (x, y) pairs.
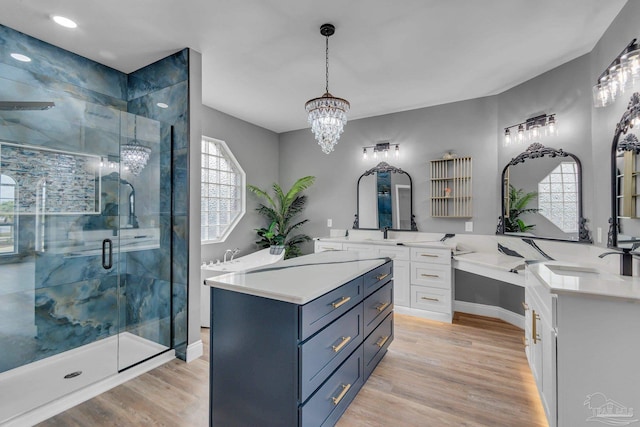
top-left (430, 156), bottom-right (472, 218)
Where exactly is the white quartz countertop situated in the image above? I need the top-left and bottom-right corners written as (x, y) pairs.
top-left (315, 236), bottom-right (455, 250)
top-left (453, 252), bottom-right (525, 272)
top-left (205, 251), bottom-right (390, 304)
top-left (529, 261), bottom-right (640, 301)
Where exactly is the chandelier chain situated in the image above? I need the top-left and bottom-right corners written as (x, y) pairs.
top-left (325, 35), bottom-right (329, 94)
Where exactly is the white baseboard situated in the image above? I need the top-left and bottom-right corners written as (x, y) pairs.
top-left (453, 300), bottom-right (524, 329)
top-left (4, 351), bottom-right (175, 427)
top-left (185, 340), bottom-right (204, 363)
top-left (395, 306), bottom-right (453, 323)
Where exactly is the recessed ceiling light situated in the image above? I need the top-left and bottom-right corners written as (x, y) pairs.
top-left (10, 53), bottom-right (31, 62)
top-left (52, 15), bottom-right (77, 29)
top-left (156, 103), bottom-right (169, 109)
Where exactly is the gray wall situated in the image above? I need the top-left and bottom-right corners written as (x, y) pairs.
top-left (200, 106), bottom-right (280, 263)
top-left (279, 96), bottom-right (499, 249)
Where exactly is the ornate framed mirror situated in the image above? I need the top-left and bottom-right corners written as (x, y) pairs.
top-left (497, 143), bottom-right (591, 243)
top-left (354, 162), bottom-right (417, 230)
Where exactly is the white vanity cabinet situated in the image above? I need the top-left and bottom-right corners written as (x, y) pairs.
top-left (409, 247), bottom-right (453, 322)
top-left (525, 265), bottom-right (640, 427)
top-left (524, 270), bottom-right (556, 427)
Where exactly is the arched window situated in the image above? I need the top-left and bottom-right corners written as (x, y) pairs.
top-left (0, 175), bottom-right (17, 254)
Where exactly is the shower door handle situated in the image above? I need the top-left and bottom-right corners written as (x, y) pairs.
top-left (102, 239), bottom-right (113, 269)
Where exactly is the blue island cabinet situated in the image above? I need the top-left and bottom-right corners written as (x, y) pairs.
top-left (209, 259), bottom-right (394, 427)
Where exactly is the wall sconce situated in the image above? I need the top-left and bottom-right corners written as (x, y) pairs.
top-left (593, 38), bottom-right (640, 108)
top-left (362, 141), bottom-right (399, 160)
top-left (504, 114), bottom-right (557, 146)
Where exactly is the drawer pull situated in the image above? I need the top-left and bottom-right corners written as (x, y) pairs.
top-left (421, 273), bottom-right (440, 278)
top-left (376, 335), bottom-right (390, 348)
top-left (532, 310), bottom-right (541, 344)
top-left (376, 273), bottom-right (389, 281)
top-left (375, 302), bottom-right (390, 312)
top-left (420, 254), bottom-right (439, 258)
top-left (332, 336), bottom-right (352, 353)
top-left (331, 296), bottom-right (351, 309)
top-left (421, 296), bottom-right (439, 302)
top-left (331, 383), bottom-right (352, 405)
top-left (522, 301), bottom-right (529, 311)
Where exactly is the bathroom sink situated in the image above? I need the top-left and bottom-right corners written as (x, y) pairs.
top-left (544, 264), bottom-right (604, 278)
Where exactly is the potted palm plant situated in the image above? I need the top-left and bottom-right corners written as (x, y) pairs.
top-left (248, 176), bottom-right (315, 259)
top-left (504, 184), bottom-right (538, 233)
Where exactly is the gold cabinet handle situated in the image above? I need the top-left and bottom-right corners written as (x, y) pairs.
top-left (375, 302), bottom-right (390, 312)
top-left (376, 335), bottom-right (389, 348)
top-left (421, 296), bottom-right (439, 302)
top-left (332, 336), bottom-right (352, 353)
top-left (421, 254), bottom-right (438, 258)
top-left (522, 336), bottom-right (528, 347)
top-left (331, 296), bottom-right (351, 309)
top-left (421, 273), bottom-right (440, 278)
top-left (376, 273), bottom-right (389, 281)
top-left (331, 383), bottom-right (352, 405)
top-left (522, 301), bottom-right (529, 311)
top-left (532, 310), bottom-right (541, 344)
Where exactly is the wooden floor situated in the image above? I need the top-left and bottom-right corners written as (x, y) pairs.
top-left (39, 313), bottom-right (547, 427)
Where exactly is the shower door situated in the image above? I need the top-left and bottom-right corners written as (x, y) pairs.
top-left (0, 97), bottom-right (170, 422)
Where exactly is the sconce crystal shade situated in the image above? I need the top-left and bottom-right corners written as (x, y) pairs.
top-left (305, 92), bottom-right (350, 154)
top-left (121, 142), bottom-right (151, 176)
top-left (593, 39), bottom-right (640, 108)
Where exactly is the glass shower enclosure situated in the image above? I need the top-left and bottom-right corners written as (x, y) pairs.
top-left (0, 95), bottom-right (173, 422)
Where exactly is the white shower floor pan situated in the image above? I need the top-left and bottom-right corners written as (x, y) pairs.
top-left (0, 332), bottom-right (174, 426)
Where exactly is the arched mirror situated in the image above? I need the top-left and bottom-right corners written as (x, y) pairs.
top-left (609, 93), bottom-right (640, 251)
top-left (354, 162), bottom-right (417, 230)
top-left (497, 143), bottom-right (591, 242)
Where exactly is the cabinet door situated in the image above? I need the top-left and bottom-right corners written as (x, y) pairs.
top-left (392, 260), bottom-right (410, 307)
top-left (540, 313), bottom-right (557, 427)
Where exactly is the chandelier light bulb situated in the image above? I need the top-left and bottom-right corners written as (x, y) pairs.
top-left (362, 148), bottom-right (367, 160)
top-left (395, 145), bottom-right (400, 158)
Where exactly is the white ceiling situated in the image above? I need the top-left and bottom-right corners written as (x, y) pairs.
top-left (0, 0), bottom-right (627, 133)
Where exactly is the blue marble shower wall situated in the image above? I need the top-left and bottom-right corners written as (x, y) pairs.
top-left (0, 24), bottom-right (190, 371)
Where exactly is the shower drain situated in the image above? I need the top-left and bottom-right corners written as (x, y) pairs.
top-left (64, 371), bottom-right (82, 379)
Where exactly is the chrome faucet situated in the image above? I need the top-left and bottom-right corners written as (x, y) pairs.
top-left (598, 250), bottom-right (633, 276)
top-left (230, 248), bottom-right (240, 261)
top-left (223, 249), bottom-right (233, 263)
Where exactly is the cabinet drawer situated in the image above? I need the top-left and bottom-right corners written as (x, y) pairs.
top-left (300, 346), bottom-right (364, 427)
top-left (363, 260), bottom-right (393, 296)
top-left (300, 277), bottom-right (363, 341)
top-left (377, 245), bottom-right (410, 260)
top-left (411, 262), bottom-right (451, 288)
top-left (342, 243), bottom-right (377, 255)
top-left (299, 304), bottom-right (363, 402)
top-left (363, 281), bottom-right (393, 337)
top-left (410, 247), bottom-right (451, 264)
top-left (410, 285), bottom-right (451, 314)
top-left (363, 312), bottom-right (393, 380)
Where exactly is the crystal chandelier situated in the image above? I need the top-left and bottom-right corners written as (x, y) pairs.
top-left (305, 23), bottom-right (350, 154)
top-left (121, 116), bottom-right (151, 176)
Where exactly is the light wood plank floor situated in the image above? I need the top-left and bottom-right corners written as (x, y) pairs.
top-left (39, 313), bottom-right (547, 427)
